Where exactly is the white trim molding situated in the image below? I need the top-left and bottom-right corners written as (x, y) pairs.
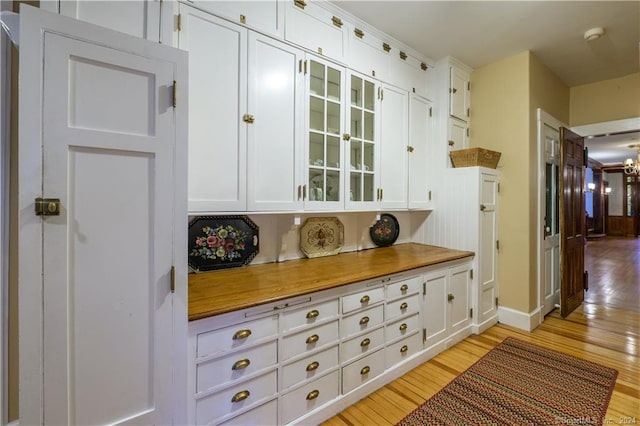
top-left (498, 305), bottom-right (542, 332)
top-left (571, 117), bottom-right (640, 137)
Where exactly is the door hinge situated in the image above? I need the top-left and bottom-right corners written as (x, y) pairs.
top-left (467, 107), bottom-right (470, 117)
top-left (176, 13), bottom-right (182, 32)
top-left (170, 265), bottom-right (176, 293)
top-left (496, 240), bottom-right (500, 251)
top-left (172, 80), bottom-right (177, 108)
top-left (331, 16), bottom-right (343, 28)
top-left (466, 127), bottom-right (469, 137)
top-left (495, 297), bottom-right (499, 308)
top-left (583, 270), bottom-right (589, 291)
top-left (422, 328), bottom-right (426, 342)
top-left (423, 282), bottom-right (426, 296)
top-left (467, 81), bottom-right (470, 91)
top-left (470, 269), bottom-right (473, 280)
top-left (429, 106), bottom-right (432, 117)
top-left (469, 308), bottom-right (473, 319)
top-left (354, 28), bottom-right (364, 38)
top-left (497, 182), bottom-right (501, 193)
top-left (382, 42), bottom-right (391, 52)
top-left (428, 190), bottom-right (432, 201)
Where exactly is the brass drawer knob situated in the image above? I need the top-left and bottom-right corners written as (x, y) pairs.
top-left (359, 316), bottom-right (370, 325)
top-left (231, 358), bottom-right (250, 371)
top-left (400, 345), bottom-right (409, 353)
top-left (360, 295), bottom-right (370, 304)
top-left (399, 323), bottom-right (408, 331)
top-left (306, 309), bottom-right (320, 319)
top-left (306, 334), bottom-right (320, 344)
top-left (400, 302), bottom-right (408, 311)
top-left (232, 329), bottom-right (252, 340)
top-left (360, 338), bottom-right (370, 347)
top-left (231, 390), bottom-right (250, 403)
top-left (306, 389), bottom-right (320, 400)
top-left (400, 284), bottom-right (409, 292)
top-left (360, 365), bottom-right (370, 375)
top-left (306, 361), bottom-right (320, 372)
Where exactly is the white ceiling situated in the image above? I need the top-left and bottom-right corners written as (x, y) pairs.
top-left (331, 0), bottom-right (640, 166)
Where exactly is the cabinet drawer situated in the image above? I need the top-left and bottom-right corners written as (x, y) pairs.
top-left (281, 320), bottom-right (339, 361)
top-left (386, 276), bottom-right (421, 300)
top-left (196, 369), bottom-right (277, 426)
top-left (281, 344), bottom-right (339, 390)
top-left (385, 312), bottom-right (420, 344)
top-left (385, 293), bottom-right (420, 321)
top-left (196, 341), bottom-right (277, 393)
top-left (385, 331), bottom-right (421, 369)
top-left (342, 349), bottom-right (385, 395)
top-left (341, 304), bottom-right (384, 338)
top-left (342, 286), bottom-right (384, 314)
top-left (196, 315), bottom-right (278, 358)
top-left (280, 370), bottom-right (340, 425)
top-left (341, 326), bottom-right (384, 363)
top-left (280, 298), bottom-right (339, 333)
top-left (217, 399), bottom-right (277, 426)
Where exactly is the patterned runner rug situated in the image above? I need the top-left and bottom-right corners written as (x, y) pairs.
top-left (398, 337), bottom-right (618, 426)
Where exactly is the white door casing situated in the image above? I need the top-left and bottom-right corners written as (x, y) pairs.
top-left (19, 5), bottom-right (187, 425)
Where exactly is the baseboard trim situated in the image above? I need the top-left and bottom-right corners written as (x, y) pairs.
top-left (497, 306), bottom-right (541, 331)
top-left (7, 420), bottom-right (19, 426)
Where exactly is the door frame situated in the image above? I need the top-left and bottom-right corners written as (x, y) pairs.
top-left (536, 109), bottom-right (566, 325)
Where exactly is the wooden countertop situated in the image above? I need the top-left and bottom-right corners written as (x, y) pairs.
top-left (188, 243), bottom-right (473, 321)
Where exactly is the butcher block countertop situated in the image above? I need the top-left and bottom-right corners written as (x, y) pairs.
top-left (188, 243), bottom-right (474, 321)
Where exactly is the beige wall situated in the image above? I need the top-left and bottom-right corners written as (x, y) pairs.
top-left (470, 51), bottom-right (532, 313)
top-left (471, 51), bottom-right (570, 315)
top-left (570, 73), bottom-right (640, 126)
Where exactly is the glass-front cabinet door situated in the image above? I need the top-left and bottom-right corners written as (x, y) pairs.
top-left (306, 57), bottom-right (345, 209)
top-left (345, 72), bottom-right (378, 210)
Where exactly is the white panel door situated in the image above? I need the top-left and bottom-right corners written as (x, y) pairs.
top-left (479, 172), bottom-right (499, 322)
top-left (448, 264), bottom-right (471, 335)
top-left (379, 84), bottom-right (409, 209)
top-left (423, 269), bottom-right (448, 346)
top-left (19, 6), bottom-right (187, 425)
top-left (247, 32), bottom-right (304, 211)
top-left (408, 94), bottom-right (432, 209)
top-left (179, 5), bottom-right (247, 212)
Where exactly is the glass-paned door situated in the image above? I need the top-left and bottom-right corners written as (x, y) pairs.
top-left (347, 73), bottom-right (377, 207)
top-left (307, 58), bottom-right (343, 208)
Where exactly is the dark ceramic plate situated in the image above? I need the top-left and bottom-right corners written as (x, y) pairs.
top-left (369, 213), bottom-right (400, 247)
top-left (188, 215), bottom-right (259, 272)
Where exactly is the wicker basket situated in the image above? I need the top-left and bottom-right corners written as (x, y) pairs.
top-left (450, 148), bottom-right (501, 169)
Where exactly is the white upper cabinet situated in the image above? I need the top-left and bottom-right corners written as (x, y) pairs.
top-left (304, 56), bottom-right (346, 210)
top-left (59, 0), bottom-right (163, 42)
top-left (347, 27), bottom-right (391, 82)
top-left (449, 66), bottom-right (470, 121)
top-left (378, 83), bottom-right (409, 209)
top-left (285, 0), bottom-right (347, 63)
top-left (187, 0), bottom-right (283, 38)
top-left (408, 94), bottom-right (433, 209)
top-left (390, 49), bottom-right (430, 100)
top-left (179, 5), bottom-right (248, 212)
top-left (345, 71), bottom-right (380, 210)
top-left (246, 33), bottom-right (305, 211)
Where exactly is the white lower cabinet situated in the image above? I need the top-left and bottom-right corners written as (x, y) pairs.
top-left (189, 262), bottom-right (474, 425)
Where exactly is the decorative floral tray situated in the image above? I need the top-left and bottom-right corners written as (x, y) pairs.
top-left (300, 217), bottom-right (344, 258)
top-left (188, 215), bottom-right (259, 272)
top-left (370, 213), bottom-right (399, 247)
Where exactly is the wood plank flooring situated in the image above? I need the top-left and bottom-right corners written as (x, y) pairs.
top-left (323, 237), bottom-right (640, 426)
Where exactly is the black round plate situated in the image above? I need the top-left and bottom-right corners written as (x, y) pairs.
top-left (369, 213), bottom-right (400, 247)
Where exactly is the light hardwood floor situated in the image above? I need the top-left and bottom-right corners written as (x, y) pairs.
top-left (323, 237), bottom-right (640, 425)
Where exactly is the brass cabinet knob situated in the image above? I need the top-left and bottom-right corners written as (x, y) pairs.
top-left (359, 316), bottom-right (370, 325)
top-left (400, 284), bottom-right (409, 292)
top-left (360, 295), bottom-right (370, 304)
top-left (360, 338), bottom-right (370, 347)
top-left (399, 323), bottom-right (408, 331)
top-left (306, 334), bottom-right (320, 344)
top-left (306, 389), bottom-right (320, 400)
top-left (232, 329), bottom-right (252, 340)
top-left (360, 365), bottom-right (370, 375)
top-left (306, 361), bottom-right (320, 372)
top-left (231, 390), bottom-right (250, 403)
top-left (231, 359), bottom-right (250, 371)
top-left (400, 345), bottom-right (409, 353)
top-left (306, 309), bottom-right (320, 319)
top-left (400, 302), bottom-right (408, 311)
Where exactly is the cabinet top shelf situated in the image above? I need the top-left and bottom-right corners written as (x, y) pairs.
top-left (188, 243), bottom-right (473, 321)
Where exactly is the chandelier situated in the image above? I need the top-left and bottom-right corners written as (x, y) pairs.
top-left (623, 144), bottom-right (640, 175)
